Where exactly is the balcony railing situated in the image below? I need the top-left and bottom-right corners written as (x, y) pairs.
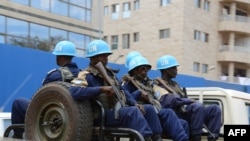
top-left (219, 45), bottom-right (250, 53)
top-left (220, 15), bottom-right (250, 23)
top-left (220, 76), bottom-right (250, 85)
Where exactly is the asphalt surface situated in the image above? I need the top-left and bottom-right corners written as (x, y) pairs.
top-left (0, 137), bottom-right (24, 141)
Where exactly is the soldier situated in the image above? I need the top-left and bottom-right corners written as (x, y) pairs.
top-left (122, 55), bottom-right (189, 141)
top-left (69, 40), bottom-right (162, 141)
top-left (11, 41), bottom-right (81, 139)
top-left (155, 55), bottom-right (222, 141)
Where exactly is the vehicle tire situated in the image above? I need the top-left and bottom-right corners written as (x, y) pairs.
top-left (25, 82), bottom-right (93, 141)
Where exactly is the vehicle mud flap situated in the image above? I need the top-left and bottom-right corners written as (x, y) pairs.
top-left (25, 82), bottom-right (93, 141)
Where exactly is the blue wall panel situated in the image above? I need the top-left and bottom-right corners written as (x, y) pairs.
top-left (0, 44), bottom-right (89, 112)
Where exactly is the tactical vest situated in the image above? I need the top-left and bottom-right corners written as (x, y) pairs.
top-left (133, 78), bottom-right (155, 104)
top-left (163, 79), bottom-right (185, 97)
top-left (59, 67), bottom-right (74, 82)
top-left (85, 66), bottom-right (120, 109)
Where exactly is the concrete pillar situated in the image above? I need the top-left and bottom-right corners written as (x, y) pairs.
top-left (230, 2), bottom-right (236, 20)
top-left (228, 62), bottom-right (235, 82)
top-left (229, 32), bottom-right (235, 51)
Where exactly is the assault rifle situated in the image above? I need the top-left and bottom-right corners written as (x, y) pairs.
top-left (95, 62), bottom-right (126, 119)
top-left (123, 75), bottom-right (162, 113)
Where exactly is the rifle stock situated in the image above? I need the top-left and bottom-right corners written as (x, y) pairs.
top-left (155, 77), bottom-right (185, 98)
top-left (155, 77), bottom-right (175, 94)
top-left (95, 62), bottom-right (126, 107)
top-left (155, 77), bottom-right (187, 112)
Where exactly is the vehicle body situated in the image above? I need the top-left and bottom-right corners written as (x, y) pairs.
top-left (0, 112), bottom-right (11, 137)
top-left (186, 87), bottom-right (250, 141)
top-left (2, 86), bottom-right (250, 141)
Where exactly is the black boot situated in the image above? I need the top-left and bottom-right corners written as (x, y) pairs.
top-left (152, 134), bottom-right (162, 141)
top-left (12, 134), bottom-right (23, 139)
top-left (144, 136), bottom-right (152, 141)
top-left (190, 135), bottom-right (201, 141)
top-left (208, 138), bottom-right (217, 141)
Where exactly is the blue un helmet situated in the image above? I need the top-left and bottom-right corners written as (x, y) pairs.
top-left (156, 55), bottom-right (179, 70)
top-left (128, 55), bottom-right (152, 72)
top-left (52, 40), bottom-right (76, 56)
top-left (85, 40), bottom-right (113, 58)
top-left (125, 51), bottom-right (142, 68)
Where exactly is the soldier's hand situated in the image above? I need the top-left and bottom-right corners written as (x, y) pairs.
top-left (141, 91), bottom-right (150, 101)
top-left (135, 104), bottom-right (145, 115)
top-left (100, 86), bottom-right (114, 96)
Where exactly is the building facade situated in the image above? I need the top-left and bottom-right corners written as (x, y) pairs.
top-left (103, 0), bottom-right (250, 84)
top-left (0, 0), bottom-right (103, 57)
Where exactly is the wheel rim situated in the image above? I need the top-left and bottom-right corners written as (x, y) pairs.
top-left (37, 101), bottom-right (67, 140)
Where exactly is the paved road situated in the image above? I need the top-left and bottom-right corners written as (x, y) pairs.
top-left (0, 137), bottom-right (24, 141)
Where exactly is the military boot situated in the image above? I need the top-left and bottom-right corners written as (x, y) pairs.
top-left (208, 138), bottom-right (217, 141)
top-left (190, 135), bottom-right (201, 141)
top-left (144, 136), bottom-right (152, 141)
top-left (152, 134), bottom-right (162, 141)
top-left (12, 134), bottom-right (23, 139)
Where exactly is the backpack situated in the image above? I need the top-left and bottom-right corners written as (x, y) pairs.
top-left (58, 67), bottom-right (74, 82)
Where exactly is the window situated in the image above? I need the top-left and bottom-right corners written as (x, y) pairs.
top-left (194, 0), bottom-right (201, 8)
top-left (112, 4), bottom-right (120, 20)
top-left (202, 64), bottom-right (208, 73)
top-left (69, 32), bottom-right (84, 49)
top-left (203, 100), bottom-right (224, 122)
top-left (0, 35), bottom-right (4, 43)
top-left (247, 105), bottom-right (250, 123)
top-left (204, 0), bottom-right (210, 11)
top-left (69, 32), bottom-right (85, 57)
top-left (193, 62), bottom-right (200, 72)
top-left (31, 0), bottom-right (50, 11)
top-left (103, 36), bottom-right (108, 42)
top-left (161, 0), bottom-right (171, 6)
top-left (201, 32), bottom-right (209, 42)
top-left (133, 32), bottom-right (139, 42)
top-left (194, 30), bottom-right (200, 40)
top-left (85, 10), bottom-right (91, 22)
top-left (50, 28), bottom-right (67, 41)
top-left (122, 34), bottom-right (130, 49)
top-left (159, 29), bottom-right (170, 39)
top-left (0, 16), bottom-right (5, 33)
top-left (51, 0), bottom-right (68, 17)
top-left (10, 0), bottom-right (29, 5)
top-left (30, 23), bottom-right (49, 40)
top-left (70, 5), bottom-right (87, 21)
top-left (104, 6), bottom-right (109, 16)
top-left (195, 30), bottom-right (209, 42)
top-left (70, 0), bottom-right (86, 6)
top-left (134, 0), bottom-right (140, 10)
top-left (7, 18), bottom-right (28, 37)
top-left (123, 2), bottom-right (131, 18)
top-left (111, 35), bottom-right (118, 50)
top-left (85, 0), bottom-right (92, 9)
top-left (11, 0), bottom-right (92, 22)
top-left (123, 2), bottom-right (130, 12)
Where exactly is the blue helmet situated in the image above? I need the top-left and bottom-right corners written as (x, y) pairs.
top-left (128, 56), bottom-right (152, 72)
top-left (85, 40), bottom-right (113, 58)
top-left (156, 55), bottom-right (179, 70)
top-left (52, 41), bottom-right (76, 56)
top-left (125, 51), bottom-right (142, 68)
